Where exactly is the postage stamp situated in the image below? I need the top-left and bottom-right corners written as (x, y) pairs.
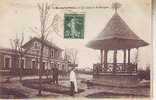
top-left (64, 14), bottom-right (85, 39)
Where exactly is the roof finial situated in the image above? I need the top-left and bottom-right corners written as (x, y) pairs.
top-left (112, 2), bottom-right (121, 13)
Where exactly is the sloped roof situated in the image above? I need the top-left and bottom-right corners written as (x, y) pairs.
top-left (86, 12), bottom-right (149, 49)
top-left (22, 37), bottom-right (63, 51)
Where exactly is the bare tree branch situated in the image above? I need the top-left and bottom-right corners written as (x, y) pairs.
top-left (64, 48), bottom-right (78, 64)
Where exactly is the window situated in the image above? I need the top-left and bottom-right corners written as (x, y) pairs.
top-left (55, 51), bottom-right (58, 58)
top-left (31, 60), bottom-right (36, 69)
top-left (50, 49), bottom-right (54, 58)
top-left (50, 62), bottom-right (54, 68)
top-left (57, 63), bottom-right (61, 70)
top-left (62, 64), bottom-right (65, 71)
top-left (58, 51), bottom-right (61, 58)
top-left (19, 58), bottom-right (25, 69)
top-left (52, 49), bottom-right (54, 58)
top-left (43, 62), bottom-right (46, 70)
top-left (0, 54), bottom-right (2, 64)
top-left (47, 62), bottom-right (51, 70)
top-left (4, 56), bottom-right (11, 69)
top-left (21, 59), bottom-right (25, 69)
top-left (56, 51), bottom-right (61, 58)
top-left (34, 42), bottom-right (40, 49)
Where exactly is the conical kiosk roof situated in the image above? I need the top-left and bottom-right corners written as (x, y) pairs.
top-left (86, 12), bottom-right (149, 50)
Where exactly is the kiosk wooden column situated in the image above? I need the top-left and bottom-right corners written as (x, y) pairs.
top-left (135, 48), bottom-right (139, 72)
top-left (128, 49), bottom-right (131, 64)
top-left (113, 50), bottom-right (117, 73)
top-left (100, 49), bottom-right (103, 72)
top-left (123, 49), bottom-right (126, 71)
top-left (104, 49), bottom-right (108, 72)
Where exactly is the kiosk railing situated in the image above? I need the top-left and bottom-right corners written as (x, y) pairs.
top-left (93, 63), bottom-right (137, 74)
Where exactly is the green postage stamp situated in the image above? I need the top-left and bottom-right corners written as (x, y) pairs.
top-left (64, 14), bottom-right (85, 39)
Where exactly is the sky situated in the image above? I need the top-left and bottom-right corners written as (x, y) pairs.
top-left (0, 0), bottom-right (152, 69)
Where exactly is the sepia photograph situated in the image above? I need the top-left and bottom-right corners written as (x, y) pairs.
top-left (0, 0), bottom-right (152, 99)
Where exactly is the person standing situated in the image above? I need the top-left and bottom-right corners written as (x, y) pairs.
top-left (55, 67), bottom-right (59, 84)
top-left (70, 68), bottom-right (78, 96)
top-left (52, 64), bottom-right (59, 84)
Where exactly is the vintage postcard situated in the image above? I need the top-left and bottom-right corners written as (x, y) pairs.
top-left (0, 0), bottom-right (152, 99)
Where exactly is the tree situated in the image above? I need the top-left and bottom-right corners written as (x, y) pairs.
top-left (37, 2), bottom-right (50, 96)
top-left (36, 2), bottom-right (61, 95)
top-left (29, 1), bottom-right (63, 95)
top-left (10, 33), bottom-right (29, 81)
top-left (64, 48), bottom-right (78, 65)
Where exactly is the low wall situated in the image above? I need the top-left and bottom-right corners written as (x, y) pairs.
top-left (93, 73), bottom-right (139, 86)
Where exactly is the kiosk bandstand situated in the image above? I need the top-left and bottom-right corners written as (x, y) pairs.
top-left (86, 4), bottom-right (149, 85)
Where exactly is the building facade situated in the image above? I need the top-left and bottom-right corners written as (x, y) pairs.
top-left (0, 37), bottom-right (68, 75)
